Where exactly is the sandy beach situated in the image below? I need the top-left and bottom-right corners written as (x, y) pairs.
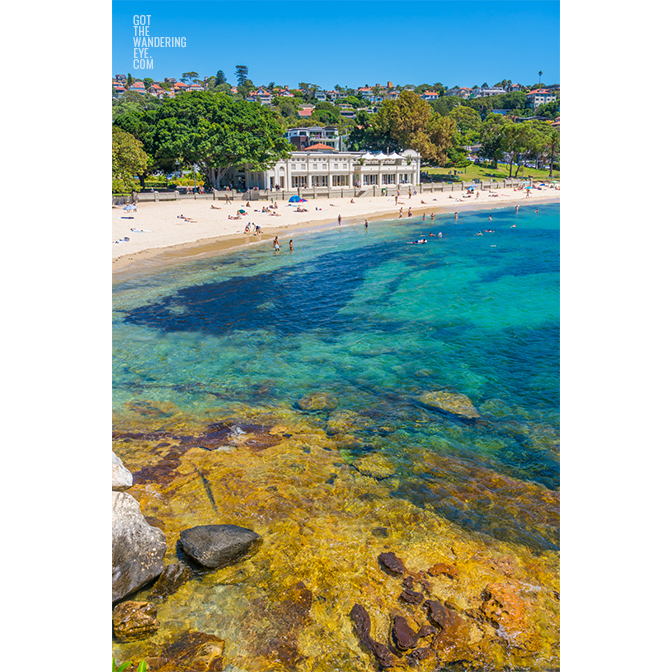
top-left (112, 185), bottom-right (560, 274)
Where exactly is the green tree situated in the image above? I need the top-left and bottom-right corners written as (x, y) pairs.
top-left (127, 73), bottom-right (134, 86)
top-left (112, 126), bottom-right (148, 192)
top-left (215, 70), bottom-right (226, 86)
top-left (181, 71), bottom-right (199, 84)
top-left (235, 65), bottom-right (249, 86)
top-left (448, 105), bottom-right (481, 141)
top-left (349, 91), bottom-right (456, 164)
top-left (123, 91), bottom-right (292, 189)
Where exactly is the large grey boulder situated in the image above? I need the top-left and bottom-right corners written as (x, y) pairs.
top-left (112, 451), bottom-right (133, 491)
top-left (112, 491), bottom-right (166, 602)
top-left (180, 524), bottom-right (261, 569)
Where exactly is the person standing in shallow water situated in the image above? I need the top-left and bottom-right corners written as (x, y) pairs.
top-left (289, 239), bottom-right (293, 252)
top-left (338, 214), bottom-right (342, 226)
top-left (364, 220), bottom-right (368, 229)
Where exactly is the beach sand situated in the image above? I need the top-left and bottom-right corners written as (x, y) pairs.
top-left (112, 186), bottom-right (560, 274)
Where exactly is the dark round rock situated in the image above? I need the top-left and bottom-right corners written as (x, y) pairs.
top-left (179, 524), bottom-right (261, 569)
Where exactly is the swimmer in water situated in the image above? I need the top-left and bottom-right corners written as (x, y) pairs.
top-left (430, 212), bottom-right (435, 221)
top-left (364, 219), bottom-right (368, 229)
top-left (438, 232), bottom-right (442, 237)
top-left (454, 212), bottom-right (458, 220)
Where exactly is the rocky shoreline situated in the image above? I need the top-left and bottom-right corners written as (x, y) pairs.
top-left (112, 394), bottom-right (559, 670)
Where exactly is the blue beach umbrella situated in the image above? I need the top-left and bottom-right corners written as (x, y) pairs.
top-left (289, 195), bottom-right (301, 203)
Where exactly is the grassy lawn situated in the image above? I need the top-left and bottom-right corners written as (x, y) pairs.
top-left (423, 162), bottom-right (559, 183)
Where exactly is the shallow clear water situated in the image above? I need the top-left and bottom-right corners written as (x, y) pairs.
top-left (113, 203), bottom-right (559, 552)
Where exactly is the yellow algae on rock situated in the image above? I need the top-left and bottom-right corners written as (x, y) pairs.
top-left (419, 390), bottom-right (480, 418)
top-left (112, 405), bottom-right (559, 671)
top-left (352, 453), bottom-right (397, 479)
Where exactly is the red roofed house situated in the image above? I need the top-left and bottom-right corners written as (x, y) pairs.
top-left (303, 143), bottom-right (336, 152)
top-left (247, 88), bottom-right (272, 105)
top-left (526, 89), bottom-right (557, 109)
top-left (298, 106), bottom-right (314, 118)
top-left (113, 84), bottom-right (127, 96)
top-left (421, 91), bottom-right (439, 101)
top-left (275, 87), bottom-right (294, 97)
top-left (129, 80), bottom-right (146, 94)
top-left (173, 81), bottom-right (189, 93)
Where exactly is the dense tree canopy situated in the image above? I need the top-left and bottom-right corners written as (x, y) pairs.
top-left (113, 91), bottom-right (292, 189)
top-left (349, 91), bottom-right (456, 164)
top-left (112, 126), bottom-right (148, 192)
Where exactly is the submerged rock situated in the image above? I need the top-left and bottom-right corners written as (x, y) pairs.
top-left (424, 600), bottom-right (451, 630)
top-left (399, 589), bottom-right (424, 605)
top-left (419, 391), bottom-right (480, 419)
top-left (297, 392), bottom-right (338, 411)
top-left (113, 601), bottom-right (159, 641)
top-left (378, 551), bottom-right (406, 575)
top-left (179, 524), bottom-right (261, 569)
top-left (147, 561), bottom-right (193, 601)
top-left (427, 562), bottom-right (459, 579)
top-left (349, 604), bottom-right (397, 668)
top-left (405, 646), bottom-right (433, 666)
top-left (353, 453), bottom-right (396, 479)
top-left (112, 451), bottom-right (133, 491)
top-left (112, 491), bottom-right (166, 602)
top-left (391, 615), bottom-right (418, 651)
top-left (147, 631), bottom-right (226, 672)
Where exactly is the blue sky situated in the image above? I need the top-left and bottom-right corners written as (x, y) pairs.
top-left (113, 0), bottom-right (559, 89)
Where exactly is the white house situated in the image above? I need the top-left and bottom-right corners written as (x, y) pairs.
top-left (471, 86), bottom-right (507, 98)
top-left (526, 89), bottom-right (557, 108)
top-left (220, 149), bottom-right (422, 191)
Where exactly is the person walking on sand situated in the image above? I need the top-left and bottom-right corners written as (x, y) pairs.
top-left (395, 194), bottom-right (398, 205)
top-left (399, 208), bottom-right (403, 218)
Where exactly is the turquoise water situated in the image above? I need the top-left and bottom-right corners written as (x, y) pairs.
top-left (113, 203), bottom-right (559, 552)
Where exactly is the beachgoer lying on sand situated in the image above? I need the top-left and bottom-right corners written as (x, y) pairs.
top-left (421, 200), bottom-right (427, 204)
top-left (113, 237), bottom-right (131, 244)
top-left (270, 212), bottom-right (280, 216)
top-left (246, 202), bottom-right (251, 207)
top-left (211, 205), bottom-right (221, 209)
top-left (350, 199), bottom-right (355, 203)
top-left (330, 203), bottom-right (336, 207)
top-left (130, 228), bottom-right (150, 232)
top-left (229, 215), bottom-right (241, 220)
